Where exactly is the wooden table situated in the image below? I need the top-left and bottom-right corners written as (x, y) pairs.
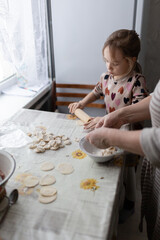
top-left (0, 109), bottom-right (124, 240)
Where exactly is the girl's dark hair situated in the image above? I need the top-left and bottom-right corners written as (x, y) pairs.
top-left (102, 29), bottom-right (142, 73)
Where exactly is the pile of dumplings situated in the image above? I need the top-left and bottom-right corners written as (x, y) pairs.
top-left (101, 146), bottom-right (117, 156)
top-left (28, 126), bottom-right (71, 153)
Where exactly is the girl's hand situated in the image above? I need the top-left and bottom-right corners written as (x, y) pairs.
top-left (84, 117), bottom-right (102, 130)
top-left (86, 127), bottom-right (111, 149)
top-left (68, 101), bottom-right (84, 114)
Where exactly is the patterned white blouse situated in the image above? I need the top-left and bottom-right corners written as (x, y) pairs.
top-left (92, 70), bottom-right (149, 113)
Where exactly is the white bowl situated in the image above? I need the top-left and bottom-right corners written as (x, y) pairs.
top-left (0, 150), bottom-right (16, 188)
top-left (79, 137), bottom-right (124, 163)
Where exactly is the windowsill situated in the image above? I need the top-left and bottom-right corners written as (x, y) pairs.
top-left (0, 81), bottom-right (52, 122)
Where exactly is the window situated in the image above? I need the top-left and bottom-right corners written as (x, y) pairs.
top-left (0, 50), bottom-right (16, 83)
top-left (0, 0), bottom-right (51, 91)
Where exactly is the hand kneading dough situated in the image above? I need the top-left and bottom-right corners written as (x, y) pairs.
top-left (24, 176), bottom-right (39, 187)
top-left (40, 161), bottom-right (55, 171)
top-left (40, 186), bottom-right (57, 197)
top-left (40, 174), bottom-right (56, 186)
top-left (38, 194), bottom-right (57, 204)
top-left (57, 163), bottom-right (74, 175)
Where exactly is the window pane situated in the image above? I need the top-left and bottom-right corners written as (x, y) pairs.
top-left (0, 47), bottom-right (16, 82)
top-left (0, 0), bottom-right (49, 87)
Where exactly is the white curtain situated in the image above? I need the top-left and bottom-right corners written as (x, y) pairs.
top-left (0, 0), bottom-right (49, 88)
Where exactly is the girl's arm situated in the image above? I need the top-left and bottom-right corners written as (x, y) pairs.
top-left (68, 91), bottom-right (97, 113)
top-left (79, 91), bottom-right (98, 107)
top-left (69, 74), bottom-right (104, 114)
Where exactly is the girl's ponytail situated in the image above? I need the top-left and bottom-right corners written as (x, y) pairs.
top-left (134, 62), bottom-right (142, 74)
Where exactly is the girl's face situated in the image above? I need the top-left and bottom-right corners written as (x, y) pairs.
top-left (103, 46), bottom-right (135, 79)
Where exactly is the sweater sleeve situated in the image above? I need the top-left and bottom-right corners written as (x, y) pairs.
top-left (92, 73), bottom-right (107, 99)
top-left (132, 75), bottom-right (149, 104)
top-left (140, 127), bottom-right (160, 167)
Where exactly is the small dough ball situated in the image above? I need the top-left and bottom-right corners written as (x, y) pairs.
top-left (62, 136), bottom-right (68, 141)
top-left (29, 144), bottom-right (37, 149)
top-left (63, 140), bottom-right (71, 145)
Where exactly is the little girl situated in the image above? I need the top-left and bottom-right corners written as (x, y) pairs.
top-left (68, 29), bottom-right (148, 129)
top-left (68, 29), bottom-right (149, 223)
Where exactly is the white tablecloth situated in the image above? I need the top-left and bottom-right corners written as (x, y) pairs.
top-left (0, 109), bottom-right (124, 240)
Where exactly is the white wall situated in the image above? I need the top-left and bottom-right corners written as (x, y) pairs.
top-left (51, 0), bottom-right (142, 115)
top-left (51, 0), bottom-right (136, 85)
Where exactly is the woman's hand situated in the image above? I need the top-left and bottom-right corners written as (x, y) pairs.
top-left (68, 101), bottom-right (84, 114)
top-left (84, 117), bottom-right (102, 130)
top-left (96, 109), bottom-right (124, 129)
top-left (86, 127), bottom-right (111, 149)
top-left (96, 96), bottom-right (151, 129)
top-left (86, 127), bottom-right (144, 156)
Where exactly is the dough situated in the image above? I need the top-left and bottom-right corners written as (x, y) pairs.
top-left (101, 147), bottom-right (117, 156)
top-left (57, 163), bottom-right (74, 175)
top-left (43, 134), bottom-right (50, 142)
top-left (40, 174), bottom-right (56, 186)
top-left (38, 194), bottom-right (57, 204)
top-left (44, 144), bottom-right (51, 150)
top-left (50, 146), bottom-right (59, 150)
top-left (62, 136), bottom-right (68, 141)
top-left (24, 176), bottom-right (39, 187)
top-left (40, 186), bottom-right (57, 197)
top-left (74, 137), bottom-right (80, 142)
top-left (63, 140), bottom-right (71, 145)
top-left (40, 161), bottom-right (55, 171)
top-left (28, 126), bottom-right (72, 153)
top-left (35, 146), bottom-right (45, 153)
top-left (29, 144), bottom-right (36, 149)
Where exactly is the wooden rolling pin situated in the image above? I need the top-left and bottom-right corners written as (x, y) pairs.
top-left (74, 109), bottom-right (91, 123)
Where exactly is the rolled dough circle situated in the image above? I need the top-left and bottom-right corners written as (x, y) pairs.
top-left (40, 174), bottom-right (56, 186)
top-left (24, 176), bottom-right (39, 187)
top-left (40, 186), bottom-right (57, 197)
top-left (57, 163), bottom-right (74, 175)
top-left (38, 194), bottom-right (57, 204)
top-left (40, 161), bottom-right (55, 171)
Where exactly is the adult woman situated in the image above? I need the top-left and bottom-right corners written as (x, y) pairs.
top-left (86, 80), bottom-right (160, 240)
